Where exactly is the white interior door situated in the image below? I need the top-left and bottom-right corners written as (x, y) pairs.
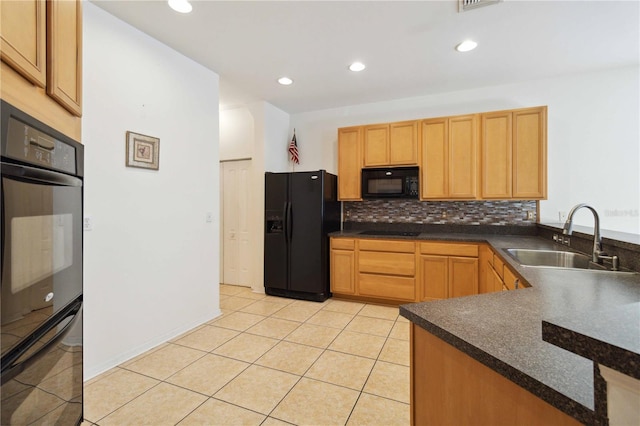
top-left (221, 160), bottom-right (252, 286)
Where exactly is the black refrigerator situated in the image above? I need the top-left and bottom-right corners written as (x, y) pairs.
top-left (264, 170), bottom-right (340, 301)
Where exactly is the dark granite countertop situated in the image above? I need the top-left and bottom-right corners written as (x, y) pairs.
top-left (331, 229), bottom-right (640, 424)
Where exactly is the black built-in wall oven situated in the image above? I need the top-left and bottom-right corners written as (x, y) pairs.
top-left (1, 100), bottom-right (84, 425)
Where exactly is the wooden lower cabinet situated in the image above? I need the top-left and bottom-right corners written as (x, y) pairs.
top-left (482, 247), bottom-right (525, 293)
top-left (330, 238), bottom-right (356, 295)
top-left (418, 255), bottom-right (478, 301)
top-left (330, 238), bottom-right (522, 303)
top-left (330, 237), bottom-right (417, 303)
top-left (417, 255), bottom-right (448, 301)
top-left (503, 265), bottom-right (519, 290)
top-left (357, 239), bottom-right (416, 302)
top-left (418, 242), bottom-right (478, 301)
top-left (411, 324), bottom-right (580, 426)
top-left (358, 273), bottom-right (415, 301)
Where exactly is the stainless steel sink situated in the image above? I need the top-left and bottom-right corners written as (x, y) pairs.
top-left (505, 249), bottom-right (593, 269)
top-left (504, 248), bottom-right (637, 274)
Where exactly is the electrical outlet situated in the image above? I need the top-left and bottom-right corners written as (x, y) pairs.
top-left (83, 215), bottom-right (93, 231)
top-left (526, 211), bottom-right (534, 220)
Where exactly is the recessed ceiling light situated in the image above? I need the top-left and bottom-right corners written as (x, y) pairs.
top-left (456, 40), bottom-right (478, 52)
top-left (168, 0), bottom-right (192, 14)
top-left (349, 62), bottom-right (366, 72)
top-left (278, 77), bottom-right (293, 85)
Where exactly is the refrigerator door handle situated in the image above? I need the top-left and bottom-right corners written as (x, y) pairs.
top-left (283, 202), bottom-right (289, 241)
top-left (287, 202), bottom-right (293, 241)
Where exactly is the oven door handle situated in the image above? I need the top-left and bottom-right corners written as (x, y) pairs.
top-left (1, 162), bottom-right (82, 187)
top-left (0, 297), bottom-right (82, 385)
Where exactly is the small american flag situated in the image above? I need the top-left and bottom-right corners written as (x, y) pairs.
top-left (288, 130), bottom-right (299, 164)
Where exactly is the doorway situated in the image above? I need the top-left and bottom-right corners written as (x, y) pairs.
top-left (220, 160), bottom-right (252, 286)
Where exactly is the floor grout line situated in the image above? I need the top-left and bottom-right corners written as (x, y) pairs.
top-left (85, 286), bottom-right (409, 426)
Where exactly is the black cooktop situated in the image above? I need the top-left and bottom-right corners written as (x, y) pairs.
top-left (359, 230), bottom-right (421, 237)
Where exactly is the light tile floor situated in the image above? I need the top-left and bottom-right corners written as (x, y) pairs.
top-left (82, 285), bottom-right (410, 425)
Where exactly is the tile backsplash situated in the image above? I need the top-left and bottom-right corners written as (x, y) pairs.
top-left (344, 200), bottom-right (537, 225)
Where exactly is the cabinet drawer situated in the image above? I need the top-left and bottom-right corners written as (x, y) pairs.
top-left (358, 239), bottom-right (415, 253)
top-left (359, 251), bottom-right (415, 276)
top-left (331, 238), bottom-right (355, 250)
top-left (358, 273), bottom-right (415, 301)
top-left (419, 242), bottom-right (478, 257)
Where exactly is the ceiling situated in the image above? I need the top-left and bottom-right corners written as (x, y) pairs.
top-left (91, 1), bottom-right (639, 114)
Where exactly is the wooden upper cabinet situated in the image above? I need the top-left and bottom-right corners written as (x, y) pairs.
top-left (363, 124), bottom-right (389, 166)
top-left (449, 115), bottom-right (478, 198)
top-left (338, 126), bottom-right (363, 200)
top-left (481, 111), bottom-right (513, 198)
top-left (481, 106), bottom-right (547, 200)
top-left (421, 114), bottom-right (478, 199)
top-left (0, 0), bottom-right (82, 139)
top-left (421, 118), bottom-right (448, 198)
top-left (363, 120), bottom-right (418, 167)
top-left (0, 0), bottom-right (47, 87)
top-left (47, 0), bottom-right (82, 117)
top-left (513, 107), bottom-right (546, 199)
top-left (389, 120), bottom-right (419, 165)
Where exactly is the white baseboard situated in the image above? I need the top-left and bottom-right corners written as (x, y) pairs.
top-left (83, 308), bottom-right (222, 381)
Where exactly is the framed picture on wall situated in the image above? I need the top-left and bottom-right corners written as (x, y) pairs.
top-left (126, 131), bottom-right (160, 170)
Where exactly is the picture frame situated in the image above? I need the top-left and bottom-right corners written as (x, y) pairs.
top-left (126, 131), bottom-right (160, 170)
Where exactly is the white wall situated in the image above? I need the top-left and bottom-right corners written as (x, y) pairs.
top-left (263, 103), bottom-right (292, 172)
top-left (83, 3), bottom-right (220, 379)
top-left (220, 107), bottom-right (253, 161)
top-left (290, 66), bottom-right (640, 234)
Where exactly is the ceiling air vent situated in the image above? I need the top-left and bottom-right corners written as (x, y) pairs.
top-left (458, 0), bottom-right (501, 12)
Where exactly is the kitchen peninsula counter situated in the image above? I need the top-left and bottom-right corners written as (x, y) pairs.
top-left (331, 229), bottom-right (640, 423)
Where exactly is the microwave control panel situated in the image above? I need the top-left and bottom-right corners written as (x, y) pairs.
top-left (407, 176), bottom-right (419, 197)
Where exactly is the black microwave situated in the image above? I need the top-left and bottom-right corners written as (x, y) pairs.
top-left (361, 166), bottom-right (419, 199)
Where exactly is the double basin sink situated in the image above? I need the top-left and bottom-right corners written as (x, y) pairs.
top-left (504, 248), bottom-right (634, 274)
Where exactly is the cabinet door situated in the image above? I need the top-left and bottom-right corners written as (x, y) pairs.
top-left (47, 0), bottom-right (82, 116)
top-left (449, 115), bottom-right (478, 199)
top-left (478, 245), bottom-right (493, 294)
top-left (331, 249), bottom-right (356, 294)
top-left (449, 257), bottom-right (478, 298)
top-left (389, 120), bottom-right (418, 165)
top-left (503, 266), bottom-right (519, 290)
top-left (363, 124), bottom-right (389, 166)
top-left (481, 111), bottom-right (512, 199)
top-left (418, 255), bottom-right (448, 301)
top-left (490, 264), bottom-right (505, 292)
top-left (421, 118), bottom-right (448, 199)
top-left (338, 127), bottom-right (362, 200)
top-left (513, 107), bottom-right (546, 199)
top-left (0, 0), bottom-right (46, 87)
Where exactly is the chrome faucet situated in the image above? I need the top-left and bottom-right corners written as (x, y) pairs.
top-left (563, 203), bottom-right (619, 270)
